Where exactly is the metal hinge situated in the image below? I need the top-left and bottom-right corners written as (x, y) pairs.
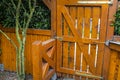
top-left (54, 36), bottom-right (63, 41)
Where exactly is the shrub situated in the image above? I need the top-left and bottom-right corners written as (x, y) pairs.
top-left (113, 8), bottom-right (120, 35)
top-left (0, 0), bottom-right (51, 29)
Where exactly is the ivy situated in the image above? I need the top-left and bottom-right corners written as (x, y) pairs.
top-left (113, 8), bottom-right (120, 35)
top-left (0, 0), bottom-right (51, 29)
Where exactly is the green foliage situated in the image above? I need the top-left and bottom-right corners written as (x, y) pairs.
top-left (113, 9), bottom-right (120, 35)
top-left (0, 0), bottom-right (51, 29)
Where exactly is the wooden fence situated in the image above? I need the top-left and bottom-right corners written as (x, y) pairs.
top-left (108, 37), bottom-right (120, 80)
top-left (0, 0), bottom-right (120, 80)
top-left (0, 26), bottom-right (51, 74)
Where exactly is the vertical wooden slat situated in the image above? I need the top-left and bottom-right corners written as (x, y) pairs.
top-left (83, 7), bottom-right (92, 78)
top-left (25, 35), bottom-right (31, 74)
top-left (84, 7), bottom-right (91, 38)
top-left (91, 7), bottom-right (100, 75)
top-left (108, 51), bottom-right (118, 80)
top-left (117, 55), bottom-right (120, 80)
top-left (76, 7), bottom-right (84, 70)
top-left (4, 33), bottom-right (11, 70)
top-left (84, 7), bottom-right (92, 73)
top-left (3, 33), bottom-right (6, 70)
top-left (32, 41), bottom-right (42, 80)
top-left (76, 7), bottom-right (84, 80)
top-left (56, 5), bottom-right (63, 71)
top-left (92, 7), bottom-right (100, 39)
top-left (77, 7), bottom-right (84, 39)
top-left (69, 7), bottom-right (76, 78)
top-left (8, 33), bottom-right (12, 71)
top-left (62, 7), bottom-right (70, 71)
top-left (29, 35), bottom-right (37, 74)
top-left (97, 4), bottom-right (109, 76)
top-left (13, 33), bottom-right (18, 71)
top-left (1, 34), bottom-right (4, 65)
top-left (10, 33), bottom-right (16, 71)
top-left (69, 7), bottom-right (76, 70)
top-left (63, 16), bottom-right (69, 68)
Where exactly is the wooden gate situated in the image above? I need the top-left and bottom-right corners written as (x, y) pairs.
top-left (56, 0), bottom-right (109, 79)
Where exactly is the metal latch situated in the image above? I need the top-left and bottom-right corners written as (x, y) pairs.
top-left (105, 40), bottom-right (110, 46)
top-left (54, 36), bottom-right (63, 41)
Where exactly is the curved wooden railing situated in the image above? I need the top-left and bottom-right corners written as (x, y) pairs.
top-left (108, 41), bottom-right (120, 80)
top-left (32, 39), bottom-right (56, 80)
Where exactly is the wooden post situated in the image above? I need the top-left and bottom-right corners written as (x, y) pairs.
top-left (32, 41), bottom-right (42, 80)
top-left (51, 0), bottom-right (57, 38)
top-left (102, 0), bottom-right (118, 80)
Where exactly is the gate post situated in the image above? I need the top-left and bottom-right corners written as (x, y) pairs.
top-left (32, 41), bottom-right (42, 80)
top-left (51, 0), bottom-right (57, 38)
top-left (102, 0), bottom-right (118, 80)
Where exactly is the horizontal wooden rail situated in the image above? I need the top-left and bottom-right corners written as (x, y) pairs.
top-left (32, 39), bottom-right (56, 80)
top-left (0, 26), bottom-right (51, 36)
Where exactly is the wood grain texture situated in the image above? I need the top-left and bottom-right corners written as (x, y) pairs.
top-left (56, 1), bottom-right (110, 79)
top-left (0, 27), bottom-right (51, 74)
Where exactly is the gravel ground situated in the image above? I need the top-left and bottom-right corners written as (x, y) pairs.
top-left (0, 70), bottom-right (33, 80)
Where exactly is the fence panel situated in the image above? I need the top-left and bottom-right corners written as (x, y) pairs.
top-left (108, 38), bottom-right (120, 80)
top-left (0, 27), bottom-right (51, 74)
